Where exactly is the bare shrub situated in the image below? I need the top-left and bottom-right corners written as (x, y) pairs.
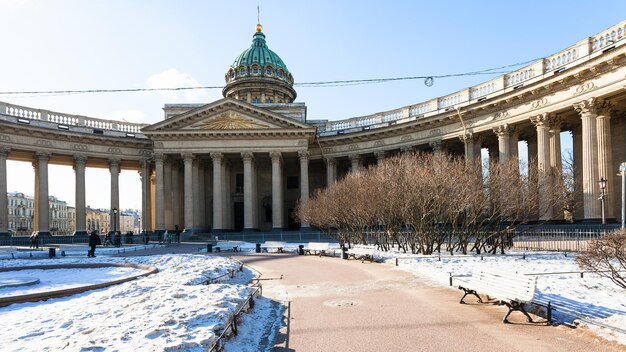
top-left (576, 229), bottom-right (626, 290)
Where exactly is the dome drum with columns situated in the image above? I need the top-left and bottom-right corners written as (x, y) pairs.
top-left (223, 23), bottom-right (296, 104)
top-left (0, 20), bottom-right (626, 240)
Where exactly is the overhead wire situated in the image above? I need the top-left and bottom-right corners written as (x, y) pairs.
top-left (0, 57), bottom-right (540, 96)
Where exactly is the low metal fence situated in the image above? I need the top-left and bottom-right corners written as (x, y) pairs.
top-left (510, 228), bottom-right (611, 252)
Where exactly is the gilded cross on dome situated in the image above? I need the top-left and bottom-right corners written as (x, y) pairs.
top-left (196, 112), bottom-right (269, 129)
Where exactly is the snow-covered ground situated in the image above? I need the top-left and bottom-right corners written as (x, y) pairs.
top-left (0, 254), bottom-right (257, 351)
top-left (390, 250), bottom-right (626, 346)
top-left (0, 266), bottom-right (144, 297)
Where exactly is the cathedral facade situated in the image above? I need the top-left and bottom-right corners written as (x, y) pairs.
top-left (1, 20), bottom-right (626, 239)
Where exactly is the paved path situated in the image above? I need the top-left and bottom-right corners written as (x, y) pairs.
top-left (234, 253), bottom-right (625, 352)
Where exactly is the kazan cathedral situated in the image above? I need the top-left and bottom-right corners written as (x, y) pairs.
top-left (0, 20), bottom-right (626, 240)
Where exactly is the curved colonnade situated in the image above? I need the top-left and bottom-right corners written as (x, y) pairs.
top-left (0, 21), bottom-right (625, 239)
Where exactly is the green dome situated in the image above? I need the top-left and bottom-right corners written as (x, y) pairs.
top-left (224, 28), bottom-right (294, 85)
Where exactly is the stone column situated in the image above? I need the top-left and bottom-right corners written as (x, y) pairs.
top-left (154, 154), bottom-right (166, 232)
top-left (375, 151), bottom-right (386, 164)
top-left (299, 150), bottom-right (310, 228)
top-left (349, 154), bottom-right (361, 173)
top-left (192, 159), bottom-right (201, 230)
top-left (32, 161), bottom-right (39, 231)
top-left (461, 132), bottom-right (476, 166)
top-left (595, 100), bottom-right (614, 218)
top-left (222, 160), bottom-right (231, 229)
top-left (171, 161), bottom-right (181, 228)
top-left (574, 98), bottom-right (601, 220)
top-left (183, 153), bottom-right (194, 233)
top-left (493, 124), bottom-right (512, 164)
top-left (326, 158), bottom-right (337, 186)
top-left (140, 159), bottom-right (152, 233)
top-left (163, 159), bottom-right (173, 230)
top-left (270, 152), bottom-right (283, 230)
top-left (530, 114), bottom-right (552, 220)
top-left (549, 116), bottom-right (563, 219)
top-left (0, 147), bottom-right (10, 236)
top-left (73, 155), bottom-right (87, 236)
top-left (109, 159), bottom-right (120, 234)
top-left (572, 127), bottom-right (584, 220)
top-left (210, 153), bottom-right (223, 232)
top-left (242, 152), bottom-right (255, 230)
top-left (197, 161), bottom-right (205, 230)
top-left (510, 129), bottom-right (520, 174)
top-left (36, 151), bottom-right (51, 236)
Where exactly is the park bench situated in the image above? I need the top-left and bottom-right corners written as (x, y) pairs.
top-left (303, 242), bottom-right (331, 256)
top-left (0, 247), bottom-right (18, 258)
top-left (456, 269), bottom-right (537, 323)
top-left (59, 245), bottom-right (90, 256)
top-left (262, 241), bottom-right (287, 253)
top-left (214, 241), bottom-right (241, 252)
top-left (346, 244), bottom-right (378, 262)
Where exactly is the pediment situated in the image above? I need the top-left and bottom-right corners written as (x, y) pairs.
top-left (142, 98), bottom-right (312, 134)
top-left (183, 110), bottom-right (279, 130)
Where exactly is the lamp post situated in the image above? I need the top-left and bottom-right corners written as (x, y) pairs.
top-left (619, 161), bottom-right (626, 229)
top-left (598, 178), bottom-right (607, 225)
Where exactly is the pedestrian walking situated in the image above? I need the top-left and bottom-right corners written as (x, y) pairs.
top-left (175, 225), bottom-right (181, 244)
top-left (88, 231), bottom-right (101, 257)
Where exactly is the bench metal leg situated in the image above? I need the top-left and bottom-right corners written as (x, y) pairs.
top-left (458, 287), bottom-right (482, 304)
top-left (502, 300), bottom-right (532, 323)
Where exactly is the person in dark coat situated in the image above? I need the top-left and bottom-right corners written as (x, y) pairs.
top-left (88, 231), bottom-right (101, 257)
top-left (174, 225), bottom-right (181, 244)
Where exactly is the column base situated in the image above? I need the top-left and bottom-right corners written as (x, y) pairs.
top-left (271, 227), bottom-right (284, 233)
top-left (299, 226), bottom-right (312, 233)
top-left (243, 228), bottom-right (257, 233)
top-left (211, 229), bottom-right (224, 235)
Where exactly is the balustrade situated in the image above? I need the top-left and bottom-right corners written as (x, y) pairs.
top-left (0, 101), bottom-right (148, 134)
top-left (591, 20), bottom-right (626, 53)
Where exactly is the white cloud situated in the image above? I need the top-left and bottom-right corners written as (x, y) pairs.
top-left (145, 69), bottom-right (207, 102)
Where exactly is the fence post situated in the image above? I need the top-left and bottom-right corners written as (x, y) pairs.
top-left (449, 273), bottom-right (453, 286)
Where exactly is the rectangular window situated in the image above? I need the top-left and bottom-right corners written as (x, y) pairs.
top-left (236, 173), bottom-right (244, 193)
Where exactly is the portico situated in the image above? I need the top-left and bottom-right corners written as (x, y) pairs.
top-left (142, 99), bottom-right (315, 236)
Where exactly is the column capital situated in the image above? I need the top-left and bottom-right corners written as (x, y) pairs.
top-left (429, 140), bottom-right (442, 151)
top-left (298, 150), bottom-right (310, 161)
top-left (325, 157), bottom-right (336, 166)
top-left (270, 151), bottom-right (282, 162)
top-left (210, 152), bottom-right (223, 161)
top-left (374, 150), bottom-right (386, 160)
top-left (0, 146), bottom-right (10, 157)
top-left (154, 153), bottom-right (166, 163)
top-left (241, 151), bottom-right (254, 162)
top-left (348, 153), bottom-right (360, 162)
top-left (573, 97), bottom-right (605, 116)
top-left (182, 152), bottom-right (195, 162)
top-left (492, 124), bottom-right (514, 137)
top-left (35, 151), bottom-right (51, 161)
top-left (595, 100), bottom-right (613, 117)
top-left (530, 113), bottom-right (553, 128)
top-left (74, 154), bottom-right (87, 166)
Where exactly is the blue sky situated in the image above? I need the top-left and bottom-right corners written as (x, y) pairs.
top-left (1, 1), bottom-right (624, 209)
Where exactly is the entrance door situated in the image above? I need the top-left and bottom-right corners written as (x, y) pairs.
top-left (234, 202), bottom-right (244, 232)
top-left (287, 208), bottom-right (300, 230)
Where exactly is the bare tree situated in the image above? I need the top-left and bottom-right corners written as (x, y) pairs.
top-left (576, 229), bottom-right (626, 290)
